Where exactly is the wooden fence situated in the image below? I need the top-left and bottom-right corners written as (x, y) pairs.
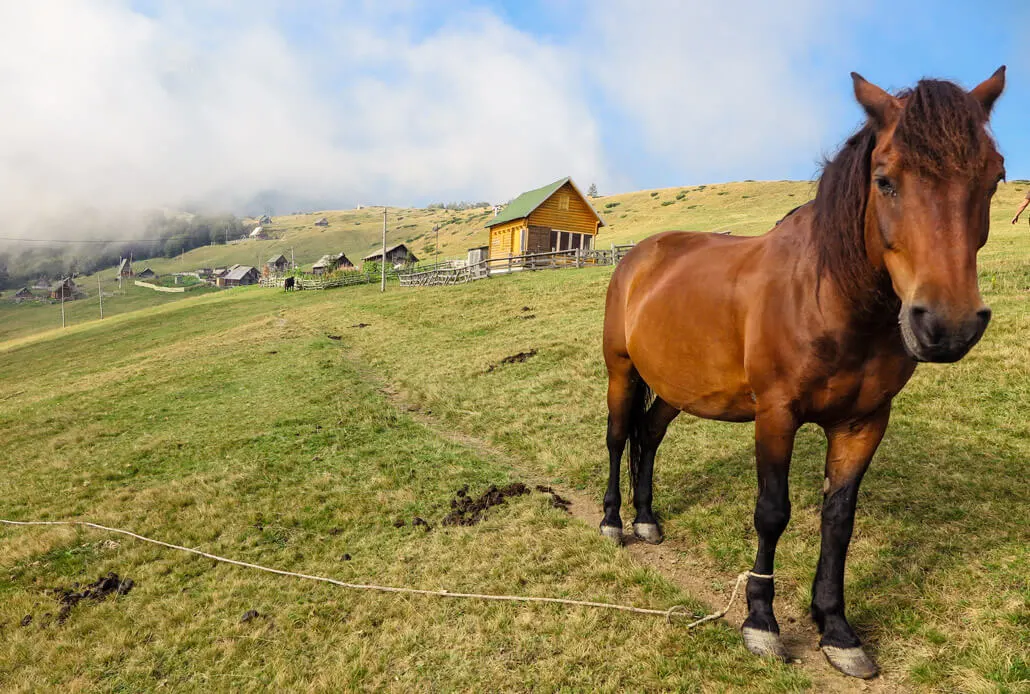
top-left (398, 245), bottom-right (635, 288)
top-left (260, 272), bottom-right (374, 290)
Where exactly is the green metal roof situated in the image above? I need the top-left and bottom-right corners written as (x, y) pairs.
top-left (486, 177), bottom-right (605, 228)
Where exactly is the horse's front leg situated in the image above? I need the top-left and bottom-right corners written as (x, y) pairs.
top-left (813, 405), bottom-right (890, 679)
top-left (742, 405), bottom-right (798, 661)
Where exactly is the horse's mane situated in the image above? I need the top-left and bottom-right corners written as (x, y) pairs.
top-left (812, 79), bottom-right (993, 319)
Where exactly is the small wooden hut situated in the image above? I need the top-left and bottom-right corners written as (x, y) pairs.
top-left (49, 278), bottom-right (77, 300)
top-left (264, 254), bottom-right (290, 275)
top-left (362, 244), bottom-right (418, 268)
top-left (312, 252), bottom-right (354, 275)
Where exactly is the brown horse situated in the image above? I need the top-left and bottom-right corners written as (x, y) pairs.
top-left (601, 68), bottom-right (1006, 679)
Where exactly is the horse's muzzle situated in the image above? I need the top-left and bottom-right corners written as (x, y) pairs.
top-left (900, 304), bottom-right (991, 363)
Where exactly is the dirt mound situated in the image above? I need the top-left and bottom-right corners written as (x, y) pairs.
top-left (442, 483), bottom-right (530, 526)
top-left (51, 572), bottom-right (134, 623)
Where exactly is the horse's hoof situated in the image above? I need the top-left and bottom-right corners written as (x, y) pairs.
top-left (632, 522), bottom-right (663, 544)
top-left (821, 645), bottom-right (879, 679)
top-left (741, 627), bottom-right (788, 662)
top-left (599, 524), bottom-right (624, 545)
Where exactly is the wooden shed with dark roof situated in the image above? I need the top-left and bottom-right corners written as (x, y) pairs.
top-left (485, 177), bottom-right (605, 260)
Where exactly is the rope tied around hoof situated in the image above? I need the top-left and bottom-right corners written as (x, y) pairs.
top-left (1, 518), bottom-right (769, 628)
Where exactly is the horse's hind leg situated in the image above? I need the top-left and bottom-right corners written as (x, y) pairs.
top-left (631, 398), bottom-right (678, 544)
top-left (600, 358), bottom-right (637, 544)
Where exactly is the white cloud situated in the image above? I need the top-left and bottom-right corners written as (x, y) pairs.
top-left (0, 1), bottom-right (607, 236)
top-left (583, 0), bottom-right (861, 184)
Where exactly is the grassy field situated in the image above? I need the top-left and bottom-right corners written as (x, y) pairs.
top-left (1, 181), bottom-right (1028, 691)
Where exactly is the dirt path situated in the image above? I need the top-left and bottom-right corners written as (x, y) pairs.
top-left (379, 383), bottom-right (903, 694)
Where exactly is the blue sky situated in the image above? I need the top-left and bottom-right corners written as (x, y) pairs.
top-left (1, 1), bottom-right (1027, 230)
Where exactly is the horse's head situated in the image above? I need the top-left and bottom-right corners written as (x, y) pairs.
top-left (853, 68), bottom-right (1005, 362)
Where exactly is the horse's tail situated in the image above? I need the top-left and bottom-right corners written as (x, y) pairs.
top-left (627, 377), bottom-right (653, 502)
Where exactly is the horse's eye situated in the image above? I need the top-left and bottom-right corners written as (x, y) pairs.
top-left (875, 176), bottom-right (896, 197)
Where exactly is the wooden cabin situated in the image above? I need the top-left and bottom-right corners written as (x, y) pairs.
top-left (49, 278), bottom-right (77, 300)
top-left (485, 177), bottom-right (605, 260)
top-left (14, 287), bottom-right (33, 301)
top-left (363, 244), bottom-right (418, 268)
top-left (117, 258), bottom-right (133, 278)
top-left (314, 217), bottom-right (329, 227)
top-left (264, 254), bottom-right (290, 275)
top-left (137, 267), bottom-right (157, 280)
top-left (218, 265), bottom-right (259, 287)
top-left (312, 252), bottom-right (353, 275)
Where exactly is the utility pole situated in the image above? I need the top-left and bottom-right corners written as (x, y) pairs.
top-left (61, 289), bottom-right (66, 329)
top-left (98, 273), bottom-right (103, 319)
top-left (291, 246), bottom-right (295, 270)
top-left (434, 225), bottom-right (440, 268)
top-left (380, 206), bottom-right (387, 292)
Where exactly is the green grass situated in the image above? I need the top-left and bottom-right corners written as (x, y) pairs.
top-left (2, 181), bottom-right (1029, 691)
top-left (0, 288), bottom-right (804, 691)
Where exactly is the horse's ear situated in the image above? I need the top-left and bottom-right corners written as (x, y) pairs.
top-left (851, 72), bottom-right (899, 128)
top-left (970, 65), bottom-right (1005, 117)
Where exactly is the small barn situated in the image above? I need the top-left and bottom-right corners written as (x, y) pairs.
top-left (312, 252), bottom-right (354, 275)
top-left (249, 226), bottom-right (267, 240)
top-left (264, 254), bottom-right (290, 276)
top-left (314, 217), bottom-right (329, 227)
top-left (363, 244), bottom-right (418, 268)
top-left (259, 214), bottom-right (273, 224)
top-left (117, 258), bottom-right (134, 277)
top-left (14, 287), bottom-right (33, 301)
top-left (485, 177), bottom-right (605, 260)
top-left (137, 267), bottom-right (157, 280)
top-left (49, 277), bottom-right (77, 300)
top-left (218, 265), bottom-right (259, 287)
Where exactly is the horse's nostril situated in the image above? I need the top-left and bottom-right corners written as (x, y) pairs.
top-left (908, 305), bottom-right (942, 346)
top-left (976, 307), bottom-right (992, 327)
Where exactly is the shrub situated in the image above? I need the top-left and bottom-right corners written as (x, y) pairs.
top-left (605, 202), bottom-right (621, 209)
top-left (661, 201), bottom-right (674, 206)
top-left (650, 192), bottom-right (659, 198)
top-left (717, 191), bottom-right (728, 196)
top-left (675, 192), bottom-right (686, 200)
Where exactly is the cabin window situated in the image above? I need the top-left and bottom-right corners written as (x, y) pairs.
top-left (549, 230), bottom-right (558, 251)
top-left (570, 233), bottom-right (582, 250)
top-left (559, 233), bottom-right (570, 251)
top-left (558, 194), bottom-right (570, 211)
top-left (582, 235), bottom-right (592, 250)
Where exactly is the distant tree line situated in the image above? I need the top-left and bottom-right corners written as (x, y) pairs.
top-left (0, 213), bottom-right (245, 290)
top-left (425, 201), bottom-right (491, 211)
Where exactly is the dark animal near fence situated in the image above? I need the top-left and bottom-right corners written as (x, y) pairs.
top-left (601, 68), bottom-right (1006, 679)
top-left (284, 276), bottom-right (295, 292)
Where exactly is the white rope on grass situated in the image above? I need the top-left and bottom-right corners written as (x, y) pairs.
top-left (0, 518), bottom-right (771, 629)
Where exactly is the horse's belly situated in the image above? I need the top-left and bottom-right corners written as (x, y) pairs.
top-left (629, 335), bottom-right (755, 422)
